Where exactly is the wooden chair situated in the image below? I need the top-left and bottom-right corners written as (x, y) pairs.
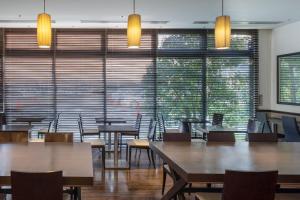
top-left (0, 132), bottom-right (28, 143)
top-left (212, 113), bottom-right (224, 126)
top-left (11, 171), bottom-right (63, 200)
top-left (44, 133), bottom-right (73, 143)
top-left (196, 170), bottom-right (278, 200)
top-left (78, 120), bottom-right (106, 169)
top-left (78, 114), bottom-right (100, 141)
top-left (162, 132), bottom-right (191, 195)
top-left (207, 132), bottom-right (235, 142)
top-left (127, 119), bottom-right (157, 169)
top-left (37, 120), bottom-right (54, 138)
top-left (158, 114), bottom-right (181, 135)
top-left (119, 113), bottom-right (142, 150)
top-left (247, 133), bottom-right (278, 142)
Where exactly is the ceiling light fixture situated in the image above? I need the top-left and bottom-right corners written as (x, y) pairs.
top-left (37, 0), bottom-right (52, 48)
top-left (127, 0), bottom-right (141, 48)
top-left (215, 0), bottom-right (231, 49)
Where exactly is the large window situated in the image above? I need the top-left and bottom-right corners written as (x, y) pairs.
top-left (278, 53), bottom-right (300, 105)
top-left (0, 28), bottom-right (258, 139)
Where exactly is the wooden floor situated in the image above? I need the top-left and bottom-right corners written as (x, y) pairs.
top-left (82, 149), bottom-right (174, 200)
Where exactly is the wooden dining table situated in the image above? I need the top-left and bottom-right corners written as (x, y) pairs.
top-left (95, 118), bottom-right (127, 152)
top-left (98, 125), bottom-right (137, 169)
top-left (0, 142), bottom-right (93, 199)
top-left (150, 141), bottom-right (300, 200)
top-left (0, 125), bottom-right (30, 132)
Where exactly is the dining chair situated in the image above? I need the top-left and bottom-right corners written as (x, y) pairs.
top-left (247, 133), bottom-right (278, 142)
top-left (119, 113), bottom-right (142, 151)
top-left (162, 132), bottom-right (191, 195)
top-left (0, 132), bottom-right (28, 143)
top-left (37, 120), bottom-right (54, 139)
top-left (207, 132), bottom-right (235, 142)
top-left (127, 119), bottom-right (156, 169)
top-left (256, 112), bottom-right (272, 133)
top-left (196, 170), bottom-right (278, 200)
top-left (212, 113), bottom-right (224, 126)
top-left (157, 114), bottom-right (181, 140)
top-left (247, 118), bottom-right (261, 133)
top-left (11, 171), bottom-right (63, 200)
top-left (78, 119), bottom-right (106, 169)
top-left (44, 133), bottom-right (73, 143)
top-left (78, 114), bottom-right (100, 142)
top-left (282, 116), bottom-right (300, 142)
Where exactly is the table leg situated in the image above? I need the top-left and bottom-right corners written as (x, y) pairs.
top-left (28, 122), bottom-right (32, 139)
top-left (162, 178), bottom-right (187, 200)
top-left (114, 132), bottom-right (119, 166)
top-left (108, 122), bottom-right (112, 152)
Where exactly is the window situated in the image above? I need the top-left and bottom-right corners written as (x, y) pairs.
top-left (0, 28), bottom-right (258, 139)
top-left (278, 53), bottom-right (300, 105)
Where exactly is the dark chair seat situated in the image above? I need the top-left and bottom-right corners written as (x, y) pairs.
top-left (196, 193), bottom-right (300, 200)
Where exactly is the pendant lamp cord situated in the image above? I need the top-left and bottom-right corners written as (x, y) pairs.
top-left (44, 0), bottom-right (46, 13)
top-left (222, 0), bottom-right (224, 16)
top-left (133, 0), bottom-right (136, 14)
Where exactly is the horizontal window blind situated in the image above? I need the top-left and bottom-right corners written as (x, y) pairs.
top-left (55, 56), bottom-right (104, 138)
top-left (157, 57), bottom-right (203, 127)
top-left (4, 56), bottom-right (54, 131)
top-left (0, 28), bottom-right (258, 140)
top-left (278, 53), bottom-right (300, 104)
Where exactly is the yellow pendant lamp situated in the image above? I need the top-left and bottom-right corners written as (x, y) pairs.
top-left (37, 0), bottom-right (52, 48)
top-left (127, 0), bottom-right (141, 48)
top-left (215, 0), bottom-right (231, 49)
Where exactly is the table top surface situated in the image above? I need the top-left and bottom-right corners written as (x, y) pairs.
top-left (0, 142), bottom-right (93, 186)
top-left (177, 118), bottom-right (210, 123)
top-left (200, 125), bottom-right (246, 133)
top-left (98, 125), bottom-right (137, 133)
top-left (150, 141), bottom-right (300, 183)
top-left (0, 125), bottom-right (30, 132)
top-left (95, 118), bottom-right (127, 124)
top-left (13, 117), bottom-right (46, 123)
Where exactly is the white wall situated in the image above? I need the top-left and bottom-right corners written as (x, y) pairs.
top-left (269, 21), bottom-right (300, 113)
top-left (258, 29), bottom-right (272, 110)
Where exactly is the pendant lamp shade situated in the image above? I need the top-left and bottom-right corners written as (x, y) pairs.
top-left (215, 15), bottom-right (231, 49)
top-left (127, 14), bottom-right (141, 48)
top-left (37, 13), bottom-right (52, 48)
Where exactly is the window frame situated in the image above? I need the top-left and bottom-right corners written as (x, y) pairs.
top-left (277, 52), bottom-right (300, 106)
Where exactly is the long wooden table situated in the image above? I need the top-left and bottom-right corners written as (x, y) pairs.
top-left (0, 142), bottom-right (93, 187)
top-left (150, 141), bottom-right (300, 200)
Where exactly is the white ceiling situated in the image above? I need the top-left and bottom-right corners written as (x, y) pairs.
top-left (0, 0), bottom-right (300, 29)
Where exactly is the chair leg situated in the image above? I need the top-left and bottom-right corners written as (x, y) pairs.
top-left (102, 147), bottom-right (105, 169)
top-left (162, 167), bottom-right (167, 195)
top-left (146, 149), bottom-right (151, 165)
top-left (150, 150), bottom-right (156, 168)
top-left (129, 147), bottom-right (132, 169)
top-left (126, 144), bottom-right (129, 161)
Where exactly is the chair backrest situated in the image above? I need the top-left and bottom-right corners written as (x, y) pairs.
top-left (135, 113), bottom-right (142, 132)
top-left (222, 170), bottom-right (278, 200)
top-left (11, 171), bottom-right (63, 200)
top-left (247, 118), bottom-right (261, 133)
top-left (256, 112), bottom-right (272, 133)
top-left (0, 132), bottom-right (28, 143)
top-left (0, 113), bottom-right (6, 125)
top-left (157, 114), bottom-right (166, 135)
top-left (163, 133), bottom-right (191, 142)
top-left (247, 133), bottom-right (278, 142)
top-left (282, 116), bottom-right (300, 142)
top-left (147, 119), bottom-right (157, 141)
top-left (212, 113), bottom-right (224, 126)
top-left (45, 133), bottom-right (73, 143)
top-left (53, 113), bottom-right (61, 132)
top-left (207, 132), bottom-right (235, 142)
